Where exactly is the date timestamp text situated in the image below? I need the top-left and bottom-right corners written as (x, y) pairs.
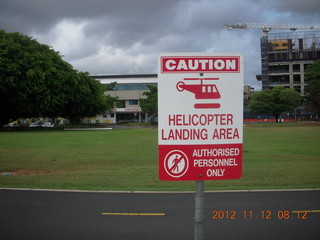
top-left (211, 210), bottom-right (308, 220)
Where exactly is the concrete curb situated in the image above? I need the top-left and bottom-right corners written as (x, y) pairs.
top-left (1, 187), bottom-right (320, 194)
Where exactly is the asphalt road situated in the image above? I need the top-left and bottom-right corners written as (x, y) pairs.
top-left (0, 189), bottom-right (319, 240)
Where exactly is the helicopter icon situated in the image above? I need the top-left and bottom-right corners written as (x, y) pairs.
top-left (176, 78), bottom-right (221, 109)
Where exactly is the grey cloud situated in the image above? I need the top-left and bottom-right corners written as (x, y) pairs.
top-left (1, 0), bottom-right (319, 90)
top-left (273, 0), bottom-right (320, 15)
top-left (0, 0), bottom-right (183, 34)
top-left (248, 0), bottom-right (320, 18)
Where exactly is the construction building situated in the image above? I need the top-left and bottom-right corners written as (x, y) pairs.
top-left (225, 23), bottom-right (320, 95)
top-left (256, 30), bottom-right (320, 95)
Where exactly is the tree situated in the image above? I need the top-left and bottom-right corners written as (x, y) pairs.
top-left (59, 72), bottom-right (107, 123)
top-left (305, 60), bottom-right (320, 115)
top-left (104, 82), bottom-right (118, 111)
top-left (140, 85), bottom-right (158, 118)
top-left (0, 30), bottom-right (107, 126)
top-left (249, 87), bottom-right (301, 122)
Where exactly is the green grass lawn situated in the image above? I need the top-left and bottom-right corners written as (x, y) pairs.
top-left (0, 123), bottom-right (319, 191)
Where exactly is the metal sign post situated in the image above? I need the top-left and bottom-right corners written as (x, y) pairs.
top-left (158, 53), bottom-right (244, 240)
top-left (195, 180), bottom-right (204, 240)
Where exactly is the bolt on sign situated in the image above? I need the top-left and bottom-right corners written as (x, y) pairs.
top-left (158, 53), bottom-right (244, 181)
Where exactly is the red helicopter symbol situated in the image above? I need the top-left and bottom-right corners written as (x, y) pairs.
top-left (176, 78), bottom-right (221, 109)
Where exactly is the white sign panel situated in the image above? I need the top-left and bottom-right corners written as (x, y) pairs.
top-left (158, 53), bottom-right (244, 181)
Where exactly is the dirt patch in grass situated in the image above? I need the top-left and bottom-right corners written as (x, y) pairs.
top-left (0, 170), bottom-right (50, 176)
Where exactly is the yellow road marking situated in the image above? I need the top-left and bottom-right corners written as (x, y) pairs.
top-left (101, 212), bottom-right (166, 216)
top-left (291, 210), bottom-right (320, 213)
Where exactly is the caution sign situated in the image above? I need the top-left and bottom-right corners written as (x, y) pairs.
top-left (158, 53), bottom-right (244, 181)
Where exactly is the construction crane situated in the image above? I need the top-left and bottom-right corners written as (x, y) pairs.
top-left (225, 23), bottom-right (320, 93)
top-left (225, 23), bottom-right (320, 37)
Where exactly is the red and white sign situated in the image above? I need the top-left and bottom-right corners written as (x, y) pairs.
top-left (158, 53), bottom-right (244, 181)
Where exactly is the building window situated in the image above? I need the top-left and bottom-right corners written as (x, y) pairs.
top-left (293, 75), bottom-right (301, 84)
top-left (293, 64), bottom-right (300, 72)
top-left (115, 84), bottom-right (147, 91)
top-left (129, 100), bottom-right (139, 105)
top-left (269, 75), bottom-right (290, 85)
top-left (112, 83), bottom-right (157, 91)
top-left (268, 64), bottom-right (289, 73)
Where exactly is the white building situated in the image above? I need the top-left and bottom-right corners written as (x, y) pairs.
top-left (90, 74), bottom-right (157, 124)
top-left (90, 73), bottom-right (253, 124)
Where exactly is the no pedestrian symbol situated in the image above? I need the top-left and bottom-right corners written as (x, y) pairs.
top-left (164, 150), bottom-right (189, 178)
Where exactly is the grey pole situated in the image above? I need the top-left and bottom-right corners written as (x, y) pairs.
top-left (195, 180), bottom-right (204, 240)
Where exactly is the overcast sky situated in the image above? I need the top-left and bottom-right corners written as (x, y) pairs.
top-left (1, 0), bottom-right (319, 90)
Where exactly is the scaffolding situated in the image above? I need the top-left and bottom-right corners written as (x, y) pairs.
top-left (267, 31), bottom-right (320, 62)
top-left (226, 23), bottom-right (320, 97)
top-left (269, 31), bottom-right (320, 50)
